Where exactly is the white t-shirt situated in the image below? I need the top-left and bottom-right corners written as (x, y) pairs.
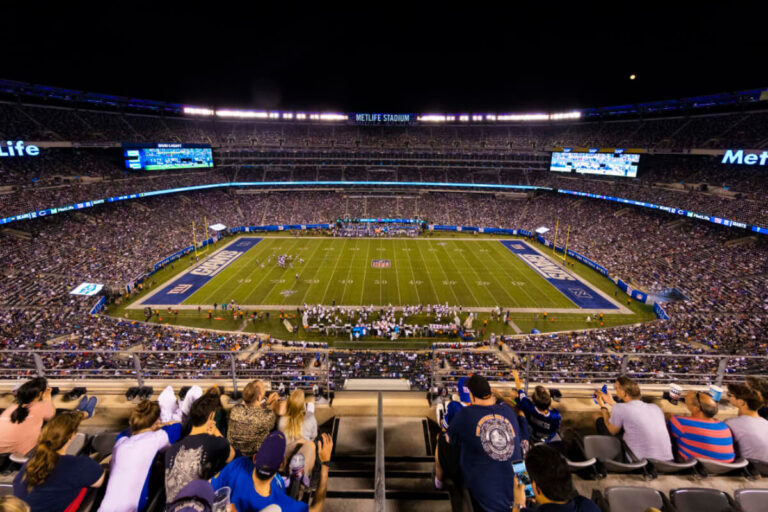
top-left (609, 400), bottom-right (673, 461)
top-left (725, 415), bottom-right (768, 461)
top-left (98, 429), bottom-right (172, 512)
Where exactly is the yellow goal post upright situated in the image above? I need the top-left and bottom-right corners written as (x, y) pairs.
top-left (552, 219), bottom-right (559, 255)
top-left (562, 225), bottom-right (570, 265)
top-left (192, 221), bottom-right (199, 261)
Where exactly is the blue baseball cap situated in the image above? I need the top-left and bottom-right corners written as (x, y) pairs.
top-left (254, 431), bottom-right (287, 479)
top-left (457, 377), bottom-right (471, 403)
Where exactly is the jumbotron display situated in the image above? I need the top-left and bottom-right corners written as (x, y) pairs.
top-left (123, 143), bottom-right (213, 171)
top-left (550, 150), bottom-right (640, 178)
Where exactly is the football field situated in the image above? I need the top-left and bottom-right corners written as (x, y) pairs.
top-left (137, 236), bottom-right (625, 312)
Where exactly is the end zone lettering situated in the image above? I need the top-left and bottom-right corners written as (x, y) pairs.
top-left (721, 149), bottom-right (768, 166)
top-left (0, 140), bottom-right (40, 157)
top-left (518, 254), bottom-right (575, 281)
top-left (190, 250), bottom-right (242, 276)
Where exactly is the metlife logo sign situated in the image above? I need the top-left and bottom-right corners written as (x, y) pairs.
top-left (721, 149), bottom-right (768, 166)
top-left (0, 140), bottom-right (40, 157)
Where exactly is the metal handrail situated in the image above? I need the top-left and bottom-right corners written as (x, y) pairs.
top-left (374, 392), bottom-right (385, 512)
top-left (1, 348), bottom-right (766, 388)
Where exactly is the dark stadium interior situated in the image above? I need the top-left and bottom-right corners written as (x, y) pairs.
top-left (1, 5), bottom-right (768, 512)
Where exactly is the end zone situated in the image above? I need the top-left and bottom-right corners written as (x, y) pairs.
top-left (138, 237), bottom-right (262, 306)
top-left (500, 240), bottom-right (621, 310)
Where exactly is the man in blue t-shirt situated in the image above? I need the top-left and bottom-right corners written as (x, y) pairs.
top-left (211, 430), bottom-right (333, 512)
top-left (512, 370), bottom-right (562, 443)
top-left (447, 374), bottom-right (526, 512)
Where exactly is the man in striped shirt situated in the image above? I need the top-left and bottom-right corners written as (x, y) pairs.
top-left (668, 390), bottom-right (735, 462)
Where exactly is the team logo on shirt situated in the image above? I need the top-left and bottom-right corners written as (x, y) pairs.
top-left (475, 415), bottom-right (516, 461)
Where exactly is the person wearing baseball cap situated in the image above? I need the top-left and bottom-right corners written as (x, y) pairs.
top-left (211, 431), bottom-right (334, 512)
top-left (434, 377), bottom-right (472, 490)
top-left (439, 374), bottom-right (527, 512)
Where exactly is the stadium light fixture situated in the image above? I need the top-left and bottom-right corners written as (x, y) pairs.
top-left (183, 107), bottom-right (215, 116)
top-left (216, 109), bottom-right (269, 119)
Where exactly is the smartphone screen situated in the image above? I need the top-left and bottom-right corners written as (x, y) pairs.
top-left (512, 460), bottom-right (535, 499)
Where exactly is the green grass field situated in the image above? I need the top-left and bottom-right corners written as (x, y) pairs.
top-left (182, 237), bottom-right (579, 308)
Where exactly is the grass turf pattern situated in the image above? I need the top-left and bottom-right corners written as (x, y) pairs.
top-left (182, 237), bottom-right (579, 308)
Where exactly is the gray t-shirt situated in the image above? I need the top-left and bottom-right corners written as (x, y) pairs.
top-left (609, 400), bottom-right (673, 461)
top-left (725, 415), bottom-right (768, 461)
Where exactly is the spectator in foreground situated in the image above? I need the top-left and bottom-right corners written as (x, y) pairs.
top-left (725, 384), bottom-right (768, 461)
top-left (164, 393), bottom-right (235, 502)
top-left (0, 496), bottom-right (30, 512)
top-left (227, 380), bottom-right (279, 457)
top-left (746, 377), bottom-right (768, 421)
top-left (98, 400), bottom-right (182, 512)
top-left (0, 378), bottom-right (55, 457)
top-left (668, 390), bottom-right (735, 462)
top-left (13, 412), bottom-right (105, 512)
top-left (278, 389), bottom-right (318, 485)
top-left (511, 369), bottom-right (562, 444)
top-left (513, 444), bottom-right (600, 512)
top-left (445, 374), bottom-right (526, 512)
top-left (212, 431), bottom-right (334, 512)
top-left (595, 376), bottom-right (673, 461)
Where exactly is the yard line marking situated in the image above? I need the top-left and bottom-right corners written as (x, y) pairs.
top-left (319, 238), bottom-right (348, 305)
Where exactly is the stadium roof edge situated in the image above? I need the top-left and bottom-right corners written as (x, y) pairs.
top-left (0, 78), bottom-right (765, 121)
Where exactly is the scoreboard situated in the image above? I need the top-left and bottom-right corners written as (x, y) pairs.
top-left (123, 143), bottom-right (213, 171)
top-left (550, 150), bottom-right (640, 178)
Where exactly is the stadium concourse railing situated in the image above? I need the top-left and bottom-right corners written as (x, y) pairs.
top-left (1, 349), bottom-right (766, 391)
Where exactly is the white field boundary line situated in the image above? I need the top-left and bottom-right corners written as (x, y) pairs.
top-left (126, 304), bottom-right (629, 314)
top-left (133, 237), bottom-right (261, 308)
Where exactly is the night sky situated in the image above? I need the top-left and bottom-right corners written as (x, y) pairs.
top-left (1, 3), bottom-right (766, 112)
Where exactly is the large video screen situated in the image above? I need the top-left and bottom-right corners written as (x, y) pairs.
top-left (550, 151), bottom-right (640, 178)
top-left (123, 143), bottom-right (213, 171)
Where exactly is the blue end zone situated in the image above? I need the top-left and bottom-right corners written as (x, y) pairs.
top-left (143, 238), bottom-right (262, 305)
top-left (500, 240), bottom-right (617, 310)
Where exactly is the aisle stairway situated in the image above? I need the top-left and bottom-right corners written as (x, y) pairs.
top-left (325, 415), bottom-right (450, 512)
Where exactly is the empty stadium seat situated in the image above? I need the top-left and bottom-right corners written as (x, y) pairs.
top-left (747, 458), bottom-right (768, 477)
top-left (66, 432), bottom-right (88, 456)
top-left (734, 489), bottom-right (768, 512)
top-left (583, 435), bottom-right (648, 476)
top-left (89, 431), bottom-right (119, 462)
top-left (648, 457), bottom-right (699, 475)
top-left (670, 488), bottom-right (736, 512)
top-left (696, 457), bottom-right (749, 477)
top-left (604, 486), bottom-right (666, 512)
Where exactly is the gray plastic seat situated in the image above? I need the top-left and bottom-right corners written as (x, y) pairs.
top-left (66, 432), bottom-right (88, 456)
top-left (748, 458), bottom-right (768, 476)
top-left (565, 456), bottom-right (597, 471)
top-left (605, 486), bottom-right (665, 512)
top-left (90, 431), bottom-right (119, 461)
top-left (697, 457), bottom-right (748, 476)
top-left (0, 484), bottom-right (13, 496)
top-left (735, 489), bottom-right (768, 512)
top-left (583, 435), bottom-right (648, 473)
top-left (649, 457), bottom-right (698, 474)
top-left (670, 488), bottom-right (734, 512)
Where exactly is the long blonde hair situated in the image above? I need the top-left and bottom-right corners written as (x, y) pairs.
top-left (285, 389), bottom-right (306, 440)
top-left (24, 412), bottom-right (81, 490)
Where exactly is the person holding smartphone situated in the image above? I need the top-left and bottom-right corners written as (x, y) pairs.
top-left (512, 445), bottom-right (600, 512)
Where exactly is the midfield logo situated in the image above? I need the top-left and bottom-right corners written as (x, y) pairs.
top-left (371, 259), bottom-right (391, 268)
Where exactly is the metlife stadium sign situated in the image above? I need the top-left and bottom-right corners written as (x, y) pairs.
top-left (721, 149), bottom-right (768, 166)
top-left (0, 140), bottom-right (40, 157)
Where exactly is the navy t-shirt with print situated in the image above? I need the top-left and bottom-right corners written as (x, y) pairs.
top-left (164, 433), bottom-right (231, 501)
top-left (447, 402), bottom-right (524, 512)
top-left (13, 455), bottom-right (103, 512)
